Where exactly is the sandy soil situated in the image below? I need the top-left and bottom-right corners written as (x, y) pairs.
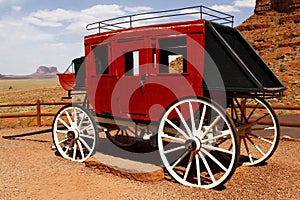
top-left (0, 127), bottom-right (299, 200)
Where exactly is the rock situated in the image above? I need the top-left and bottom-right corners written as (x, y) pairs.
top-left (255, 0), bottom-right (300, 14)
top-left (239, 1), bottom-right (300, 106)
top-left (32, 66), bottom-right (58, 76)
top-left (85, 153), bottom-right (165, 182)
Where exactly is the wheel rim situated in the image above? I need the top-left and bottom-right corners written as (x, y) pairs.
top-left (229, 97), bottom-right (280, 166)
top-left (158, 98), bottom-right (238, 189)
top-left (52, 105), bottom-right (97, 162)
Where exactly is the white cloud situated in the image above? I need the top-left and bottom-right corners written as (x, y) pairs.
top-left (0, 18), bottom-right (72, 75)
top-left (0, 4), bottom-right (156, 74)
top-left (234, 0), bottom-right (255, 8)
top-left (209, 0), bottom-right (255, 15)
top-left (23, 8), bottom-right (78, 28)
top-left (124, 6), bottom-right (152, 13)
top-left (11, 5), bottom-right (21, 12)
top-left (179, 8), bottom-right (201, 18)
top-left (22, 4), bottom-right (127, 34)
top-left (0, 19), bottom-right (54, 42)
top-left (81, 4), bottom-right (125, 19)
top-left (210, 5), bottom-right (240, 13)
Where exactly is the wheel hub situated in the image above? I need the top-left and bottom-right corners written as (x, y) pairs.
top-left (185, 137), bottom-right (201, 152)
top-left (67, 131), bottom-right (75, 140)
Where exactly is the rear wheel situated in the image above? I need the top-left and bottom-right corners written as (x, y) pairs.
top-left (52, 104), bottom-right (98, 162)
top-left (228, 96), bottom-right (280, 166)
top-left (157, 97), bottom-right (239, 189)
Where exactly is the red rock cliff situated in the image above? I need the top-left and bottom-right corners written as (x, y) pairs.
top-left (255, 0), bottom-right (300, 14)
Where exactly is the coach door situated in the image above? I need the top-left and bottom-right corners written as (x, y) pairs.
top-left (113, 37), bottom-right (150, 119)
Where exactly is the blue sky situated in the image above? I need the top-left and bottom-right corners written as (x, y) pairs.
top-left (0, 0), bottom-right (255, 75)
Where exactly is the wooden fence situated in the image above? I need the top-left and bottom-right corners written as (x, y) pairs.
top-left (0, 99), bottom-right (71, 126)
top-left (0, 99), bottom-right (300, 127)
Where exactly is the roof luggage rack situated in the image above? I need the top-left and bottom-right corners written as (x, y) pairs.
top-left (86, 5), bottom-right (234, 33)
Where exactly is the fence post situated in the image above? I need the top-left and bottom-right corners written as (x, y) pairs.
top-left (36, 99), bottom-right (41, 126)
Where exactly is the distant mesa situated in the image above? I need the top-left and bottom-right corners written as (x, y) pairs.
top-left (0, 66), bottom-right (58, 79)
top-left (31, 66), bottom-right (58, 76)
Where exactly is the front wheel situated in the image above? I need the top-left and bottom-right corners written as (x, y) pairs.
top-left (157, 97), bottom-right (239, 189)
top-left (52, 104), bottom-right (98, 162)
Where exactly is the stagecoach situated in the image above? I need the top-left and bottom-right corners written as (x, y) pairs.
top-left (54, 6), bottom-right (285, 189)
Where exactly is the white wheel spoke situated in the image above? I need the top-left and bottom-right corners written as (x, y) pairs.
top-left (79, 124), bottom-right (93, 133)
top-left (246, 135), bottom-right (266, 156)
top-left (80, 134), bottom-right (95, 140)
top-left (183, 152), bottom-right (194, 181)
top-left (58, 138), bottom-right (69, 144)
top-left (189, 102), bottom-right (196, 135)
top-left (195, 153), bottom-right (201, 186)
top-left (252, 126), bottom-right (275, 131)
top-left (79, 137), bottom-right (92, 152)
top-left (171, 151), bottom-right (189, 169)
top-left (161, 133), bottom-right (186, 143)
top-left (56, 129), bottom-right (68, 134)
top-left (199, 152), bottom-right (216, 183)
top-left (201, 130), bottom-right (231, 143)
top-left (58, 118), bottom-right (71, 130)
top-left (73, 108), bottom-right (78, 125)
top-left (164, 145), bottom-right (185, 154)
top-left (243, 138), bottom-right (253, 163)
top-left (200, 116), bottom-right (221, 140)
top-left (202, 144), bottom-right (233, 155)
top-left (78, 112), bottom-right (85, 129)
top-left (65, 110), bottom-right (74, 126)
top-left (72, 142), bottom-right (77, 160)
top-left (201, 148), bottom-right (228, 172)
top-left (175, 107), bottom-right (192, 137)
top-left (165, 118), bottom-right (189, 139)
top-left (77, 140), bottom-right (85, 159)
top-left (249, 133), bottom-right (274, 144)
top-left (197, 105), bottom-right (207, 135)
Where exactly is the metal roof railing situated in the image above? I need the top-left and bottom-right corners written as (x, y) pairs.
top-left (86, 5), bottom-right (234, 33)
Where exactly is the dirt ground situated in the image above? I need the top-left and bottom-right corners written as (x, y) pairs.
top-left (0, 127), bottom-right (299, 200)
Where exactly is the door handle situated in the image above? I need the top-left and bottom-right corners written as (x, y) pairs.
top-left (140, 75), bottom-right (146, 87)
top-left (140, 75), bottom-right (146, 93)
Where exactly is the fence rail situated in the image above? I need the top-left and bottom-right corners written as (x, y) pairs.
top-left (0, 100), bottom-right (300, 127)
top-left (0, 99), bottom-right (72, 126)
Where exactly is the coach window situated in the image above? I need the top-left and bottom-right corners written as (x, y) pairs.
top-left (158, 36), bottom-right (187, 73)
top-left (93, 44), bottom-right (109, 74)
top-left (124, 50), bottom-right (139, 76)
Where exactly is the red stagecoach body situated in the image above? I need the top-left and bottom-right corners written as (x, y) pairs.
top-left (84, 20), bottom-right (206, 122)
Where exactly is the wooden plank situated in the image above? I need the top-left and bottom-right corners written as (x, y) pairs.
top-left (0, 113), bottom-right (37, 118)
top-left (0, 103), bottom-right (36, 107)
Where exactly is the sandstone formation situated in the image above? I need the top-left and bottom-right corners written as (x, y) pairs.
top-left (255, 0), bottom-right (300, 14)
top-left (239, 1), bottom-right (300, 106)
top-left (32, 66), bottom-right (58, 75)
